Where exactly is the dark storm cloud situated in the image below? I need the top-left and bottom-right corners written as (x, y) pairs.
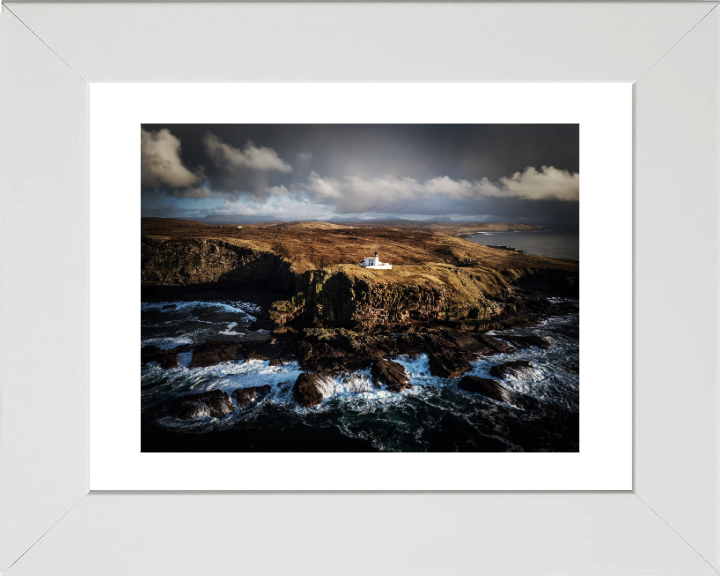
top-left (141, 124), bottom-right (579, 229)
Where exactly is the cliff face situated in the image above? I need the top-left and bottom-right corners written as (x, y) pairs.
top-left (141, 237), bottom-right (296, 292)
top-left (270, 264), bottom-right (513, 330)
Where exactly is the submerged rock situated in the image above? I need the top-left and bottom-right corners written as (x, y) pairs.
top-left (190, 340), bottom-right (243, 368)
top-left (293, 373), bottom-right (324, 407)
top-left (232, 385), bottom-right (272, 410)
top-left (489, 360), bottom-right (533, 379)
top-left (170, 390), bottom-right (236, 420)
top-left (428, 352), bottom-right (473, 379)
top-left (141, 345), bottom-right (179, 369)
top-left (458, 376), bottom-right (517, 403)
top-left (371, 359), bottom-right (412, 392)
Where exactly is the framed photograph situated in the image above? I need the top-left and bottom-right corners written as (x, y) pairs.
top-left (1, 2), bottom-right (718, 575)
top-left (89, 83), bottom-right (631, 491)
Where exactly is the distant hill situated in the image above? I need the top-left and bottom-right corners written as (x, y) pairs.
top-left (269, 221), bottom-right (353, 230)
top-left (142, 217), bottom-right (216, 229)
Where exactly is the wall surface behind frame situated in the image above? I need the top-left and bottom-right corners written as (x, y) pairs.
top-left (1, 1), bottom-right (720, 573)
top-left (0, 8), bottom-right (89, 571)
top-left (634, 7), bottom-right (720, 571)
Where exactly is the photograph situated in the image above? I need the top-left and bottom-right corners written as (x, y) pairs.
top-left (140, 124), bottom-right (580, 452)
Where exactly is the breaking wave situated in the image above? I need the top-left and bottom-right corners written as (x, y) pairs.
top-left (142, 300), bottom-right (579, 452)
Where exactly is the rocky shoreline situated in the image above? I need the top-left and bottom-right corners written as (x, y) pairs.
top-left (142, 289), bottom-right (577, 415)
top-left (141, 221), bottom-right (579, 424)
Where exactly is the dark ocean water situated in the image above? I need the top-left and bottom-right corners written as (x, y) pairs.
top-left (141, 300), bottom-right (579, 453)
top-left (468, 230), bottom-right (579, 260)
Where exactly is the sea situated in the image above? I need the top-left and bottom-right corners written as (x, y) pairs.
top-left (467, 230), bottom-right (579, 261)
top-left (141, 231), bottom-right (579, 452)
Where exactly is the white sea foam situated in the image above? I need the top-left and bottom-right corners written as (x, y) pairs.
top-left (202, 360), bottom-right (303, 395)
top-left (315, 374), bottom-right (337, 398)
top-left (324, 372), bottom-right (377, 398)
top-left (141, 300), bottom-right (256, 319)
top-left (393, 355), bottom-right (440, 387)
top-left (286, 370), bottom-right (408, 415)
top-left (141, 336), bottom-right (194, 350)
top-left (142, 357), bottom-right (303, 413)
top-left (219, 321), bottom-right (242, 336)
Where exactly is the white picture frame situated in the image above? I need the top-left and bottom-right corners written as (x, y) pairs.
top-left (1, 2), bottom-right (718, 575)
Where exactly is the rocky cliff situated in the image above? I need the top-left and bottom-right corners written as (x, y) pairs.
top-left (269, 265), bottom-right (502, 330)
top-left (270, 262), bottom-right (576, 331)
top-left (141, 237), bottom-right (296, 292)
top-left (141, 221), bottom-right (578, 330)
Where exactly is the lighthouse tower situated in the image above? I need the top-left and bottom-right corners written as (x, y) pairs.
top-left (359, 251), bottom-right (392, 270)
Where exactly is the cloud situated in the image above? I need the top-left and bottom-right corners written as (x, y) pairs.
top-left (497, 166), bottom-right (579, 201)
top-left (306, 172), bottom-right (344, 200)
top-left (301, 166), bottom-right (578, 214)
top-left (305, 173), bottom-right (474, 211)
top-left (217, 192), bottom-right (335, 221)
top-left (141, 128), bottom-right (201, 189)
top-left (203, 133), bottom-right (292, 173)
top-left (140, 128), bottom-right (578, 225)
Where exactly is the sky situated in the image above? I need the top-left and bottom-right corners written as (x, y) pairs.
top-left (141, 124), bottom-right (579, 229)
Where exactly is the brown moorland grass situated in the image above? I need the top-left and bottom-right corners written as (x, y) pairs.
top-left (141, 218), bottom-right (576, 278)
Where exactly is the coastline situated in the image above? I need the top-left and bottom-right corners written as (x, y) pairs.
top-left (140, 219), bottom-right (579, 452)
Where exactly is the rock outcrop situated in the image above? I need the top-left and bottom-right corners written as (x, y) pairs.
top-left (190, 340), bottom-right (243, 368)
top-left (371, 360), bottom-right (412, 392)
top-left (232, 385), bottom-right (272, 410)
top-left (141, 345), bottom-right (179, 369)
top-left (269, 265), bottom-right (578, 333)
top-left (489, 361), bottom-right (533, 379)
top-left (428, 353), bottom-right (473, 378)
top-left (477, 334), bottom-right (514, 354)
top-left (458, 376), bottom-right (517, 403)
top-left (270, 265), bottom-right (508, 331)
top-left (293, 373), bottom-right (325, 407)
top-left (170, 390), bottom-right (236, 420)
top-left (295, 327), bottom-right (501, 374)
top-left (142, 237), bottom-right (296, 291)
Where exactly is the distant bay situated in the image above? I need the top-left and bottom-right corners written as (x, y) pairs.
top-left (467, 230), bottom-right (579, 261)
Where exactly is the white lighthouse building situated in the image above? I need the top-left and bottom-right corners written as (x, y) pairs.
top-left (359, 251), bottom-right (392, 270)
